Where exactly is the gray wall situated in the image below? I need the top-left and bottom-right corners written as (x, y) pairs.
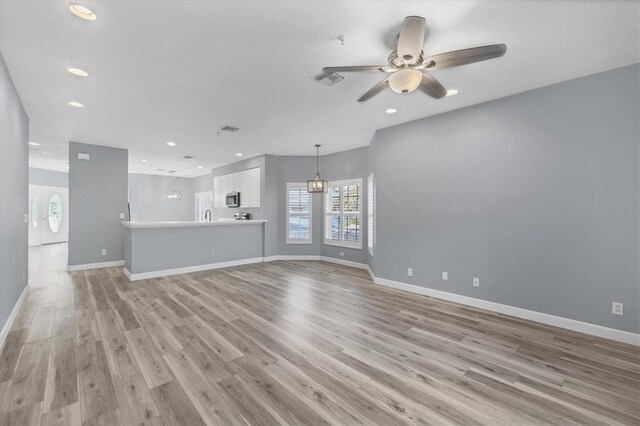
top-left (0, 53), bottom-right (28, 332)
top-left (269, 149), bottom-right (370, 262)
top-left (126, 223), bottom-right (265, 274)
top-left (68, 142), bottom-right (128, 266)
top-left (29, 167), bottom-right (68, 188)
top-left (128, 173), bottom-right (194, 222)
top-left (275, 156), bottom-right (323, 257)
top-left (192, 172), bottom-right (212, 193)
top-left (372, 64), bottom-right (640, 333)
top-left (319, 147), bottom-right (370, 264)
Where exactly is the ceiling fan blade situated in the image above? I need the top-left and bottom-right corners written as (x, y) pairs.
top-left (397, 16), bottom-right (426, 64)
top-left (357, 79), bottom-right (389, 102)
top-left (420, 44), bottom-right (507, 70)
top-left (322, 66), bottom-right (388, 73)
top-left (417, 73), bottom-right (447, 99)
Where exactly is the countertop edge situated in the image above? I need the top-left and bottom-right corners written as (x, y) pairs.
top-left (123, 220), bottom-right (267, 229)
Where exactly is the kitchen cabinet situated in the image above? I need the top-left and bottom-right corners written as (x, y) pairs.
top-left (213, 167), bottom-right (261, 208)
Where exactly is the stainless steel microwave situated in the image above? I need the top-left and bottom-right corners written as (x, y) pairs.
top-left (225, 192), bottom-right (240, 207)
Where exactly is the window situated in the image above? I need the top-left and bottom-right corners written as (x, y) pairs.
top-left (286, 183), bottom-right (312, 244)
top-left (324, 178), bottom-right (362, 249)
top-left (367, 173), bottom-right (374, 256)
top-left (195, 191), bottom-right (213, 221)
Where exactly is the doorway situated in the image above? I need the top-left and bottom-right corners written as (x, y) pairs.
top-left (28, 184), bottom-right (68, 246)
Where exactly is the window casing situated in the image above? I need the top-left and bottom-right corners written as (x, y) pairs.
top-left (367, 173), bottom-right (374, 256)
top-left (286, 183), bottom-right (312, 244)
top-left (194, 191), bottom-right (213, 221)
top-left (324, 178), bottom-right (363, 249)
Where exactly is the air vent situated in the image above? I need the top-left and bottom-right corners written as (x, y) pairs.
top-left (220, 125), bottom-right (240, 133)
top-left (312, 71), bottom-right (346, 86)
top-left (183, 155), bottom-right (195, 160)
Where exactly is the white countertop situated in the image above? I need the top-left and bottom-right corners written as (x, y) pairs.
top-left (123, 219), bottom-right (267, 229)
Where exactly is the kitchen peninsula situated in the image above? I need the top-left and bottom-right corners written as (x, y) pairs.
top-left (123, 219), bottom-right (267, 280)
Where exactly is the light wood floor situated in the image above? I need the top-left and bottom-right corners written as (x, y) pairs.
top-left (1, 244), bottom-right (638, 425)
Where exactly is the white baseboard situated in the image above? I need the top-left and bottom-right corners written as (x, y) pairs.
top-left (121, 252), bottom-right (639, 346)
top-left (264, 255), bottom-right (321, 262)
top-left (264, 254), bottom-right (368, 270)
top-left (125, 257), bottom-right (265, 281)
top-left (0, 284), bottom-right (29, 352)
top-left (368, 271), bottom-right (639, 346)
top-left (67, 260), bottom-right (125, 271)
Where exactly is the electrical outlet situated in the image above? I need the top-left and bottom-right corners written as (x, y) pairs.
top-left (101, 249), bottom-right (107, 256)
top-left (473, 277), bottom-right (480, 287)
top-left (120, 213), bottom-right (125, 219)
top-left (211, 250), bottom-right (215, 257)
top-left (340, 252), bottom-right (345, 257)
top-left (407, 268), bottom-right (413, 277)
top-left (442, 271), bottom-right (448, 281)
top-left (612, 302), bottom-right (623, 316)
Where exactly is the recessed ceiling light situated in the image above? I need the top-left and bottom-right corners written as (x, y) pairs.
top-left (167, 141), bottom-right (176, 147)
top-left (236, 153), bottom-right (243, 157)
top-left (29, 142), bottom-right (40, 146)
top-left (68, 101), bottom-right (84, 108)
top-left (197, 166), bottom-right (203, 169)
top-left (385, 108), bottom-right (397, 114)
top-left (69, 4), bottom-right (96, 21)
top-left (446, 89), bottom-right (458, 96)
top-left (141, 159), bottom-right (148, 163)
top-left (68, 67), bottom-right (88, 77)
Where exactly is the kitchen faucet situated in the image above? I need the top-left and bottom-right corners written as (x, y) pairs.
top-left (204, 209), bottom-right (212, 222)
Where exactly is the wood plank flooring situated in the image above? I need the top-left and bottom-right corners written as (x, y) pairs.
top-left (1, 243), bottom-right (638, 425)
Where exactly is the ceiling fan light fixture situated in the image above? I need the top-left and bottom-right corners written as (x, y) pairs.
top-left (69, 4), bottom-right (96, 21)
top-left (307, 144), bottom-right (328, 193)
top-left (388, 68), bottom-right (422, 94)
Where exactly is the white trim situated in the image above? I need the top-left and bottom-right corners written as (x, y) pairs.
top-left (367, 271), bottom-right (639, 346)
top-left (286, 182), bottom-right (312, 245)
top-left (123, 219), bottom-right (266, 229)
top-left (324, 178), bottom-right (363, 250)
top-left (67, 260), bottom-right (125, 271)
top-left (367, 172), bottom-right (375, 256)
top-left (125, 257), bottom-right (265, 281)
top-left (264, 255), bottom-right (368, 270)
top-left (0, 284), bottom-right (29, 352)
top-left (264, 255), bottom-right (321, 262)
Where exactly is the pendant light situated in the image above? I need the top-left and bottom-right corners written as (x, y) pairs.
top-left (307, 144), bottom-right (328, 193)
top-left (164, 171), bottom-right (182, 200)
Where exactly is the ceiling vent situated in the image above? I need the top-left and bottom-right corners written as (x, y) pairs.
top-left (220, 125), bottom-right (239, 133)
top-left (312, 71), bottom-right (346, 86)
top-left (183, 155), bottom-right (195, 160)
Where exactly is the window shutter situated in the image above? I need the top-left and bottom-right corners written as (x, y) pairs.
top-left (286, 183), bottom-right (312, 244)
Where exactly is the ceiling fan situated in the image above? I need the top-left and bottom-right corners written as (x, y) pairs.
top-left (322, 16), bottom-right (507, 102)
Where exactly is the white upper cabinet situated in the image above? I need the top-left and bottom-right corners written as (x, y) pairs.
top-left (213, 167), bottom-right (261, 208)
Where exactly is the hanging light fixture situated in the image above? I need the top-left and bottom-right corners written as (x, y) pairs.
top-left (307, 144), bottom-right (328, 193)
top-left (164, 171), bottom-right (182, 200)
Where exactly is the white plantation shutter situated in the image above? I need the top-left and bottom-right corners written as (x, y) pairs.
top-left (286, 183), bottom-right (311, 243)
top-left (367, 173), bottom-right (374, 256)
top-left (324, 178), bottom-right (362, 249)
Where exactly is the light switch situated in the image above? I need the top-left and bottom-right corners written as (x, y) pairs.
top-left (120, 213), bottom-right (125, 219)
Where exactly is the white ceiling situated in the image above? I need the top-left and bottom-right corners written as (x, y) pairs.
top-left (1, 1), bottom-right (638, 176)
